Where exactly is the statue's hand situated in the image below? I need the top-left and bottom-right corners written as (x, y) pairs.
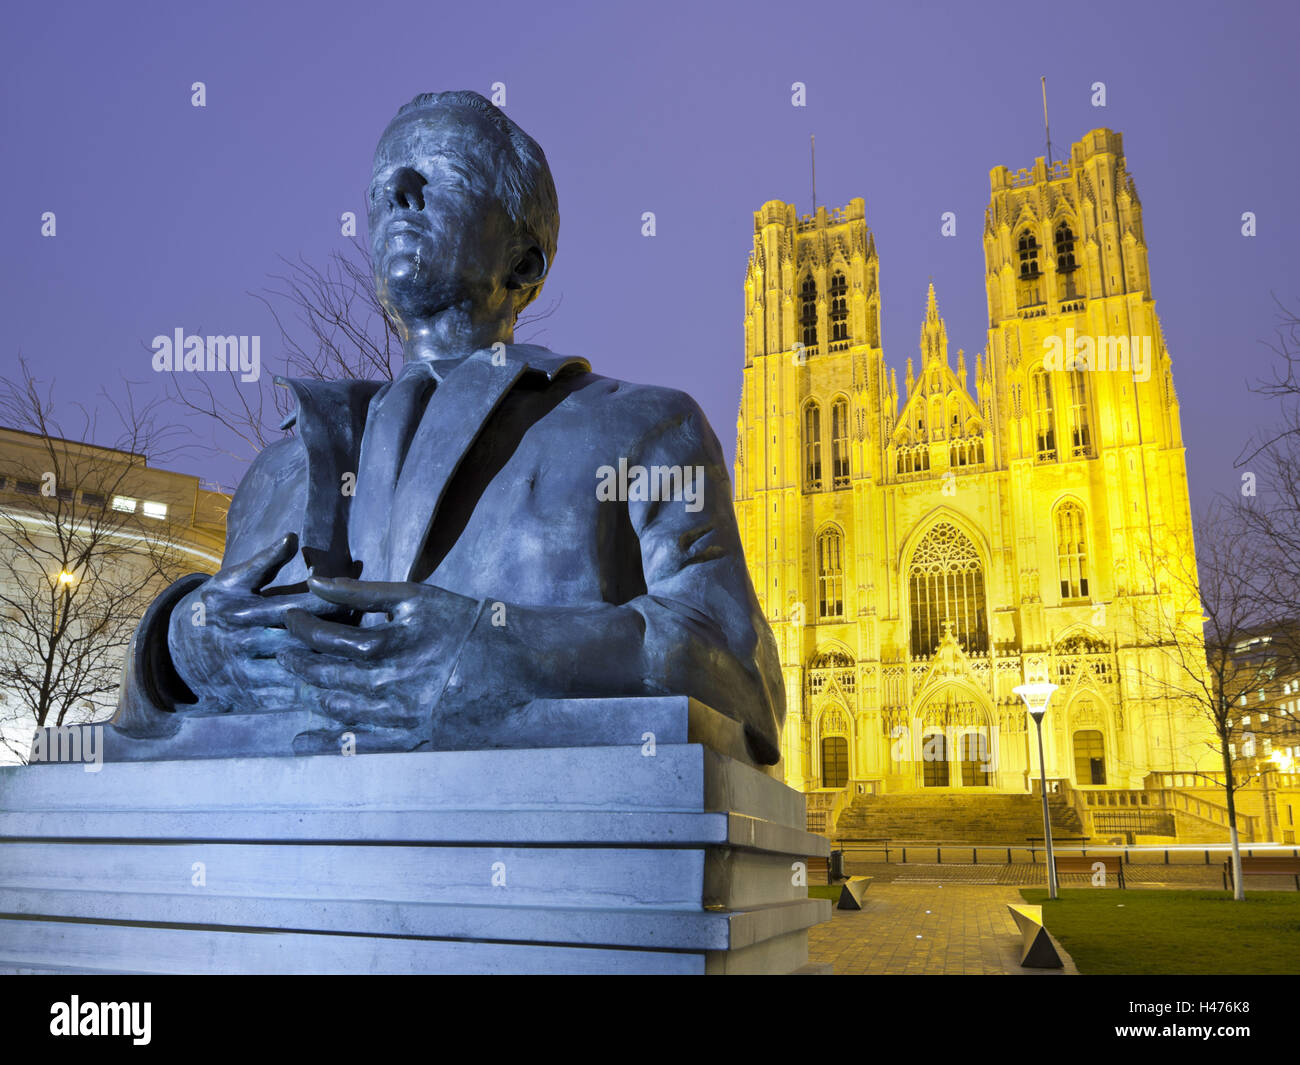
top-left (278, 577), bottom-right (476, 731)
top-left (169, 533), bottom-right (345, 708)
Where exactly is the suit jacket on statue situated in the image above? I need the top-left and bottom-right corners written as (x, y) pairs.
top-left (113, 344), bottom-right (785, 764)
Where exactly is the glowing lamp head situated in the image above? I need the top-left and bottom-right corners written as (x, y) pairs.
top-left (56, 571), bottom-right (76, 587)
top-left (1014, 682), bottom-right (1059, 722)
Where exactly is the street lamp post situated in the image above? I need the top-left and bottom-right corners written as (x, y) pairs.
top-left (1014, 682), bottom-right (1059, 900)
top-left (53, 570), bottom-right (76, 634)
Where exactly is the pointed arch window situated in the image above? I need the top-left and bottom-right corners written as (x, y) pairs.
top-left (1018, 229), bottom-right (1040, 278)
top-left (1055, 502), bottom-right (1089, 600)
top-left (807, 650), bottom-right (856, 703)
top-left (831, 397), bottom-right (850, 488)
top-left (1055, 222), bottom-right (1077, 272)
top-left (800, 274), bottom-right (818, 350)
top-left (817, 527), bottom-right (844, 619)
top-left (896, 444), bottom-right (930, 476)
top-left (1068, 371), bottom-right (1093, 457)
top-left (908, 522), bottom-right (988, 657)
top-left (803, 401), bottom-right (823, 490)
top-left (1032, 369), bottom-right (1056, 460)
top-left (829, 271), bottom-right (849, 342)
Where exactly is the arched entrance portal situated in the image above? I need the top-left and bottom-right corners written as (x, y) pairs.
top-left (814, 702), bottom-right (852, 789)
top-left (916, 685), bottom-right (994, 789)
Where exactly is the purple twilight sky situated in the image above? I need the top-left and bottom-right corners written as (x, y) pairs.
top-left (2, 0), bottom-right (1297, 516)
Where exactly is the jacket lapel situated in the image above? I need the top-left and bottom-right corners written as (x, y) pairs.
top-left (276, 376), bottom-right (382, 578)
top-left (382, 345), bottom-right (590, 583)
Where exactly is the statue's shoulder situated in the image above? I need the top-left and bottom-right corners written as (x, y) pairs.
top-left (561, 367), bottom-right (711, 436)
top-left (228, 434), bottom-right (306, 516)
top-left (249, 430), bottom-right (307, 474)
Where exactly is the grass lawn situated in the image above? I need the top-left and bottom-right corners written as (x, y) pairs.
top-left (1020, 888), bottom-right (1300, 975)
top-left (808, 884), bottom-right (841, 901)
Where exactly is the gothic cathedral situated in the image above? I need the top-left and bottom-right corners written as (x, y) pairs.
top-left (734, 128), bottom-right (1217, 803)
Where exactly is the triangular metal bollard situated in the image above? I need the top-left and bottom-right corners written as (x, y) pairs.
top-left (1007, 903), bottom-right (1063, 969)
top-left (836, 875), bottom-right (873, 910)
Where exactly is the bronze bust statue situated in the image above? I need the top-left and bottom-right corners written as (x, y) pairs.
top-left (113, 91), bottom-right (784, 765)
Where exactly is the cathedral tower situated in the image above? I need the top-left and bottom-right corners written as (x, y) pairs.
top-left (734, 130), bottom-right (1215, 817)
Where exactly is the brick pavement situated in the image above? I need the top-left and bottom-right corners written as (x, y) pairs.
top-left (806, 882), bottom-right (1079, 975)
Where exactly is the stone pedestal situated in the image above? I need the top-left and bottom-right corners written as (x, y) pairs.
top-left (0, 698), bottom-right (829, 974)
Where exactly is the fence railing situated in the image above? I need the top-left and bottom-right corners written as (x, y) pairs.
top-left (1146, 770), bottom-right (1227, 789)
top-left (805, 789), bottom-right (852, 835)
top-left (825, 838), bottom-right (1299, 867)
top-left (1078, 786), bottom-right (1259, 840)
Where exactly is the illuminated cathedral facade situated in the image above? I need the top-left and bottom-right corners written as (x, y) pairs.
top-left (734, 128), bottom-right (1217, 801)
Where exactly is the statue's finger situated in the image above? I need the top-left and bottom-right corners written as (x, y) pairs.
top-left (320, 691), bottom-right (422, 730)
top-left (235, 625), bottom-right (321, 658)
top-left (224, 592), bottom-right (344, 628)
top-left (217, 533), bottom-right (299, 593)
top-left (276, 647), bottom-right (378, 691)
top-left (285, 610), bottom-right (393, 658)
top-left (308, 576), bottom-right (412, 613)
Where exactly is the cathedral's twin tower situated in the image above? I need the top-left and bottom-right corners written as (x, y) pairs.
top-left (733, 128), bottom-right (1212, 798)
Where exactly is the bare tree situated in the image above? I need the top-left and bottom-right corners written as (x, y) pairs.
top-left (0, 361), bottom-right (194, 762)
top-left (1129, 500), bottom-right (1298, 898)
top-left (166, 238), bottom-right (562, 484)
top-left (1236, 298), bottom-right (1300, 647)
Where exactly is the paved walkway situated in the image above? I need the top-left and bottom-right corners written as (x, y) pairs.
top-left (807, 882), bottom-right (1078, 975)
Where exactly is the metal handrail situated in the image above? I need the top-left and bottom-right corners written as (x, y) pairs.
top-left (822, 839), bottom-right (1300, 867)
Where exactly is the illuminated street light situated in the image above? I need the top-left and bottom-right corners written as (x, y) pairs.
top-left (1014, 681), bottom-right (1060, 900)
top-left (56, 571), bottom-right (76, 587)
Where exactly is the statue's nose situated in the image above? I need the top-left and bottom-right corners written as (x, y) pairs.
top-left (384, 166), bottom-right (427, 212)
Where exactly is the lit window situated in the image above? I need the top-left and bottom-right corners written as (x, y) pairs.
top-left (800, 275), bottom-right (818, 350)
top-left (829, 271), bottom-right (849, 342)
top-left (1032, 369), bottom-right (1055, 459)
top-left (1018, 230), bottom-right (1040, 278)
top-left (1055, 222), bottom-right (1076, 272)
top-left (1068, 372), bottom-right (1092, 457)
top-left (817, 528), bottom-right (844, 619)
top-left (804, 402), bottom-right (823, 491)
top-left (1055, 501), bottom-right (1089, 599)
top-left (908, 522), bottom-right (988, 657)
top-left (112, 496), bottom-right (137, 513)
top-left (831, 397), bottom-right (850, 488)
top-left (142, 501), bottom-right (168, 520)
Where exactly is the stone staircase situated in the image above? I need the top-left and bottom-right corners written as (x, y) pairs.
top-left (831, 792), bottom-right (1083, 843)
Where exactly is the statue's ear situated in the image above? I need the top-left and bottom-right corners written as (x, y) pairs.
top-left (508, 243), bottom-right (548, 291)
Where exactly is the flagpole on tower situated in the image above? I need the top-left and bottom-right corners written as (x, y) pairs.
top-left (811, 134), bottom-right (817, 214)
top-left (1041, 76), bottom-right (1053, 166)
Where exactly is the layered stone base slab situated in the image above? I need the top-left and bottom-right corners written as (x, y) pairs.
top-left (0, 717), bottom-right (829, 974)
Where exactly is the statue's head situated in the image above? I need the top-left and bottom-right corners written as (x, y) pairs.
top-left (368, 91), bottom-right (558, 344)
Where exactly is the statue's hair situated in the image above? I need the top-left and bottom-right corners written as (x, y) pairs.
top-left (389, 91), bottom-right (558, 311)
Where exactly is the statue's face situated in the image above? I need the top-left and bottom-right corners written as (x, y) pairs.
top-left (368, 106), bottom-right (524, 328)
